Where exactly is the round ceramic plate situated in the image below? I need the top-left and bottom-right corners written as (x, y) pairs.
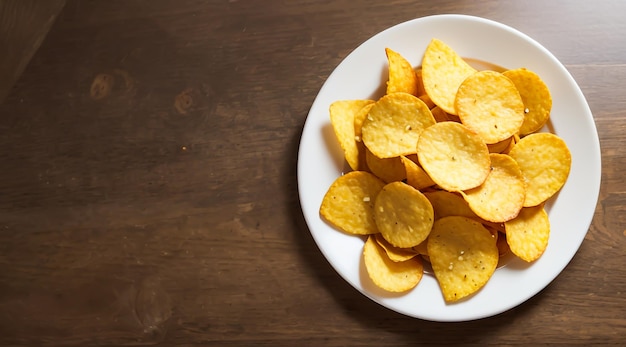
top-left (297, 14), bottom-right (601, 322)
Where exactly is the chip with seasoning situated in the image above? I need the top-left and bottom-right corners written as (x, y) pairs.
top-left (319, 171), bottom-right (385, 235)
top-left (374, 181), bottom-right (434, 248)
top-left (455, 70), bottom-right (525, 144)
top-left (508, 132), bottom-right (571, 207)
top-left (385, 48), bottom-right (420, 96)
top-left (461, 153), bottom-right (526, 223)
top-left (424, 190), bottom-right (477, 221)
top-left (487, 136), bottom-right (515, 154)
top-left (422, 38), bottom-right (477, 115)
top-left (503, 68), bottom-right (552, 135)
top-left (363, 235), bottom-right (423, 292)
top-left (362, 92), bottom-right (436, 158)
top-left (417, 121), bottom-right (491, 192)
top-left (505, 205), bottom-right (550, 262)
top-left (427, 216), bottom-right (499, 302)
top-left (353, 103), bottom-right (376, 171)
top-left (401, 155), bottom-right (435, 190)
top-left (365, 149), bottom-right (406, 183)
top-left (329, 99), bottom-right (375, 171)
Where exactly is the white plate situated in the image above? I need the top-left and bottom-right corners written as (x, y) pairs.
top-left (297, 14), bottom-right (601, 321)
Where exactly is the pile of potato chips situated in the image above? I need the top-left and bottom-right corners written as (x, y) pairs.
top-left (320, 39), bottom-right (571, 303)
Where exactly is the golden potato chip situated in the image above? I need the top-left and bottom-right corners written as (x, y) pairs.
top-left (414, 67), bottom-right (426, 97)
top-left (320, 171), bottom-right (385, 235)
top-left (424, 190), bottom-right (477, 220)
top-left (483, 223), bottom-right (500, 241)
top-left (496, 232), bottom-right (511, 258)
top-left (430, 106), bottom-right (452, 123)
top-left (329, 100), bottom-right (375, 171)
top-left (417, 121), bottom-right (491, 191)
top-left (460, 153), bottom-right (526, 223)
top-left (400, 155), bottom-right (435, 190)
top-left (374, 233), bottom-right (419, 262)
top-left (487, 136), bottom-right (514, 153)
top-left (422, 38), bottom-right (477, 115)
top-left (455, 70), bottom-right (525, 144)
top-left (504, 205), bottom-right (550, 262)
top-left (418, 94), bottom-right (436, 109)
top-left (503, 68), bottom-right (552, 135)
top-left (427, 216), bottom-right (499, 302)
top-left (374, 181), bottom-right (434, 248)
top-left (385, 48), bottom-right (419, 96)
top-left (353, 103), bottom-right (376, 171)
top-left (362, 92), bottom-right (435, 158)
top-left (508, 133), bottom-right (571, 207)
top-left (365, 149), bottom-right (406, 183)
top-left (412, 238), bottom-right (429, 256)
top-left (363, 235), bottom-right (423, 292)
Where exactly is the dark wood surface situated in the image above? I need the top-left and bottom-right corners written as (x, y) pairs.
top-left (1, 0), bottom-right (624, 345)
top-left (0, 0), bottom-right (66, 102)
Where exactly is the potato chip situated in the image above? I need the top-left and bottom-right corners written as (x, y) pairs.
top-left (417, 121), bottom-right (491, 191)
top-left (363, 235), bottom-right (423, 292)
top-left (329, 100), bottom-right (375, 171)
top-left (503, 68), bottom-right (552, 135)
top-left (374, 181), bottom-right (434, 248)
top-left (504, 205), bottom-right (550, 262)
top-left (413, 67), bottom-right (426, 97)
top-left (487, 136), bottom-right (514, 153)
top-left (427, 216), bottom-right (499, 302)
top-left (418, 94), bottom-right (436, 109)
top-left (430, 106), bottom-right (452, 123)
top-left (460, 153), bottom-right (525, 223)
top-left (424, 190), bottom-right (477, 220)
top-left (385, 48), bottom-right (419, 96)
top-left (365, 149), bottom-right (406, 183)
top-left (400, 155), bottom-right (435, 190)
top-left (422, 38), bottom-right (477, 115)
top-left (374, 233), bottom-right (419, 262)
top-left (320, 171), bottom-right (385, 235)
top-left (353, 103), bottom-right (376, 171)
top-left (362, 92), bottom-right (435, 158)
top-left (496, 231), bottom-right (511, 258)
top-left (455, 70), bottom-right (525, 144)
top-left (412, 238), bottom-right (429, 256)
top-left (508, 133), bottom-right (571, 207)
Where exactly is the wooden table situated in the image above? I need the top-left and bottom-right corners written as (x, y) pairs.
top-left (1, 0), bottom-right (624, 345)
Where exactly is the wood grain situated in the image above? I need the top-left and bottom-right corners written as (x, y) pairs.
top-left (0, 0), bottom-right (624, 345)
top-left (0, 0), bottom-right (66, 102)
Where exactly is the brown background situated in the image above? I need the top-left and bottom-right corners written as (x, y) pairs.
top-left (0, 0), bottom-right (624, 345)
